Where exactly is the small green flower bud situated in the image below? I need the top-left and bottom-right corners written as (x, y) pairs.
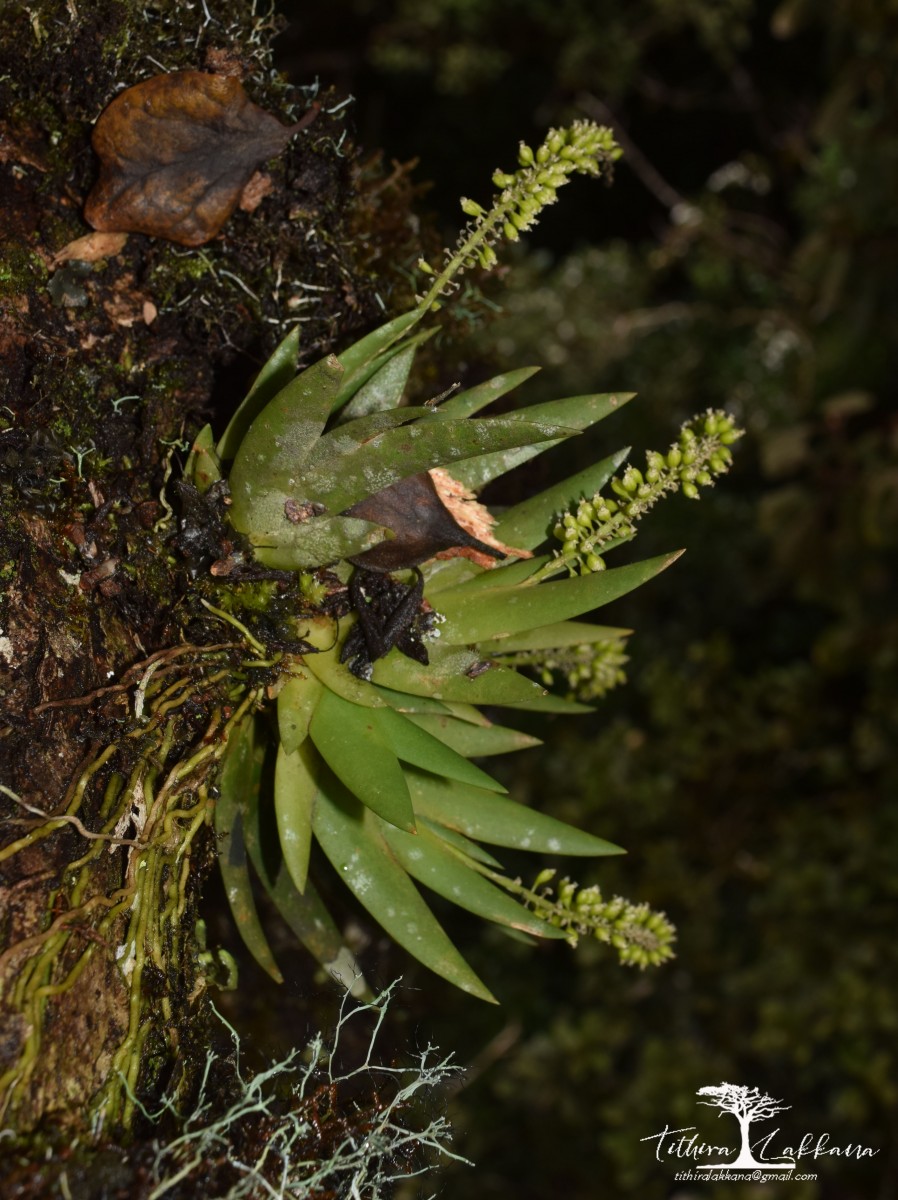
top-left (666, 446), bottom-right (682, 468)
top-left (503, 221), bottom-right (520, 242)
top-left (703, 413), bottom-right (719, 435)
top-left (696, 470), bottom-right (712, 486)
top-left (517, 142), bottom-right (534, 166)
top-left (621, 466), bottom-right (643, 492)
top-left (460, 197), bottom-right (485, 218)
top-left (585, 553), bottom-right (605, 572)
top-left (491, 170), bottom-right (515, 189)
top-left (682, 481), bottom-right (700, 499)
top-left (720, 429), bottom-right (741, 445)
top-left (535, 143), bottom-right (550, 163)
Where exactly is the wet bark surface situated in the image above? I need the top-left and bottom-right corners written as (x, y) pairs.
top-left (0, 0), bottom-right (414, 1162)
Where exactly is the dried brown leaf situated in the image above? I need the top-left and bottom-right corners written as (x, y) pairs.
top-left (84, 71), bottom-right (315, 247)
top-left (51, 231), bottom-right (128, 268)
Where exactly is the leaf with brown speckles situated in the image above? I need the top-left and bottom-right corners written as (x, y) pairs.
top-left (84, 71), bottom-right (315, 247)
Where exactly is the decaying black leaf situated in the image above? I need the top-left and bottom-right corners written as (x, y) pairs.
top-left (345, 471), bottom-right (509, 572)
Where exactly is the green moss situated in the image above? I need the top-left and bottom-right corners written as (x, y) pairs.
top-left (0, 243), bottom-right (47, 298)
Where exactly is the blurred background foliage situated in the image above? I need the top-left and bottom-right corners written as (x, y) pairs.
top-left (262, 2), bottom-right (898, 1196)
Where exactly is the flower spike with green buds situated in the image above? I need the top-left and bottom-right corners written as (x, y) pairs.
top-left (416, 121), bottom-right (621, 312)
top-left (504, 869), bottom-right (676, 968)
top-left (543, 409), bottom-right (744, 579)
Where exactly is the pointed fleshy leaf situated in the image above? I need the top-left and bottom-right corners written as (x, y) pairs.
top-left (242, 782), bottom-right (367, 995)
top-left (437, 366), bottom-right (540, 418)
top-left (250, 514), bottom-right (392, 570)
top-left (449, 393), bottom-right (635, 492)
top-left (435, 552), bottom-right (684, 645)
top-left (217, 325), bottom-right (300, 460)
top-left (334, 310), bottom-right (420, 405)
top-left (382, 821), bottom-right (566, 939)
top-left (274, 739), bottom-right (319, 893)
top-left (442, 701), bottom-right (490, 726)
top-left (421, 556), bottom-right (481, 594)
top-left (277, 672), bottom-right (323, 753)
top-left (494, 447), bottom-right (631, 549)
top-left (303, 642), bottom-right (388, 708)
top-left (370, 643), bottom-right (550, 706)
top-left (305, 407), bottom-right (430, 472)
top-left (312, 771), bottom-right (496, 1001)
top-left (479, 620), bottom-right (630, 656)
top-left (499, 693), bottom-right (595, 714)
top-left (407, 769), bottom-right (624, 856)
top-left (406, 713), bottom-right (542, 758)
top-left (309, 687), bottom-right (414, 830)
top-left (339, 331), bottom-right (434, 420)
top-left (435, 555), bottom-right (548, 598)
top-left (371, 684), bottom-right (453, 717)
top-left (214, 717), bottom-right (282, 982)
top-left (418, 815), bottom-right (505, 868)
top-left (369, 705), bottom-right (507, 791)
top-left (296, 416), bottom-right (578, 516)
top-left (228, 353), bottom-right (344, 534)
top-left (185, 423), bottom-right (223, 494)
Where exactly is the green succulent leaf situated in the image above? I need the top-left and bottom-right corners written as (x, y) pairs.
top-left (303, 642), bottom-right (388, 708)
top-left (434, 556), bottom-right (549, 596)
top-left (185, 423), bottom-right (223, 494)
top-left (242, 770), bottom-right (365, 993)
top-left (304, 407), bottom-right (431, 472)
top-left (333, 309), bottom-right (420, 406)
top-left (312, 770), bottom-right (496, 1001)
top-left (437, 366), bottom-right (540, 418)
top-left (214, 716), bottom-right (283, 983)
top-left (407, 769), bottom-right (624, 856)
top-left (277, 672), bottom-right (323, 754)
top-left (228, 353), bottom-right (344, 535)
top-left (382, 821), bottom-right (566, 939)
top-left (371, 643), bottom-right (550, 706)
top-left (370, 684), bottom-right (453, 716)
top-left (274, 739), bottom-right (319, 894)
top-left (435, 551), bottom-right (683, 645)
top-left (309, 686), bottom-right (415, 831)
top-left (498, 692), bottom-right (595, 714)
top-left (449, 392), bottom-right (635, 491)
top-left (406, 712), bottom-right (542, 758)
top-left (494, 448), bottom-right (631, 549)
top-left (418, 815), bottom-right (505, 868)
top-left (479, 620), bottom-right (630, 656)
top-left (295, 416), bottom-right (578, 515)
top-left (338, 331), bottom-right (434, 420)
top-left (369, 705), bottom-right (507, 791)
top-left (217, 325), bottom-right (301, 461)
top-left (249, 514), bottom-right (393, 571)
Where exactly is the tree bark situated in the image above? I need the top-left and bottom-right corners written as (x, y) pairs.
top-left (0, 0), bottom-right (412, 1165)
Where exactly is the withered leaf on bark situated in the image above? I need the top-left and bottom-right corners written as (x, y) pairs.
top-left (345, 470), bottom-right (530, 572)
top-left (84, 71), bottom-right (317, 247)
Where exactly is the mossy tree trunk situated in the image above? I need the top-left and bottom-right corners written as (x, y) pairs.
top-left (0, 0), bottom-right (413, 1157)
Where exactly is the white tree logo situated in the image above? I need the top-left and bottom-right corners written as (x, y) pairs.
top-left (696, 1083), bottom-right (796, 1170)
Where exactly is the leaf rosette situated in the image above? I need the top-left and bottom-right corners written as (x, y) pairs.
top-left (197, 313), bottom-right (682, 1002)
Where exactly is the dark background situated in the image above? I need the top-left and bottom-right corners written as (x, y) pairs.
top-left (230, 4), bottom-right (896, 1197)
